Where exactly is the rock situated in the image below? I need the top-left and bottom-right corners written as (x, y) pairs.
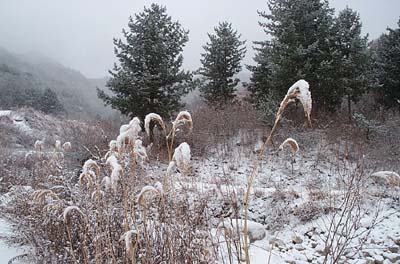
top-left (315, 243), bottom-right (329, 256)
top-left (360, 217), bottom-right (373, 228)
top-left (382, 252), bottom-right (400, 262)
top-left (294, 244), bottom-right (305, 251)
top-left (217, 219), bottom-right (266, 243)
top-left (388, 245), bottom-right (399, 253)
top-left (292, 234), bottom-right (303, 244)
top-left (269, 238), bottom-right (286, 249)
top-left (371, 171), bottom-right (400, 187)
top-left (310, 241), bottom-right (318, 248)
top-left (362, 249), bottom-right (375, 257)
top-left (373, 254), bottom-right (384, 264)
top-left (365, 257), bottom-right (375, 264)
top-left (389, 235), bottom-right (400, 246)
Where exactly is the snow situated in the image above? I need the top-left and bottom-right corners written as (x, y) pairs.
top-left (0, 110), bottom-right (33, 135)
top-left (0, 219), bottom-right (25, 263)
top-left (0, 110), bottom-right (12, 117)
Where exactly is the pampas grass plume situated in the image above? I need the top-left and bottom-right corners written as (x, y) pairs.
top-left (63, 206), bottom-right (84, 222)
top-left (144, 113), bottom-right (165, 137)
top-left (172, 111), bottom-right (193, 131)
top-left (279, 138), bottom-right (299, 154)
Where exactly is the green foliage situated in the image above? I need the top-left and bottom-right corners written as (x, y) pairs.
top-left (249, 0), bottom-right (340, 113)
top-left (38, 88), bottom-right (65, 114)
top-left (353, 112), bottom-right (380, 140)
top-left (333, 8), bottom-right (369, 114)
top-left (98, 4), bottom-right (192, 120)
top-left (198, 22), bottom-right (246, 104)
top-left (0, 64), bottom-right (64, 115)
top-left (248, 0), bottom-right (370, 115)
top-left (374, 18), bottom-right (400, 108)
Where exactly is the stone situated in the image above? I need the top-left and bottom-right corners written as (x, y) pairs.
top-left (373, 254), bottom-right (384, 264)
top-left (388, 245), bottom-right (399, 253)
top-left (292, 234), bottom-right (303, 244)
top-left (269, 238), bottom-right (286, 249)
top-left (294, 244), bottom-right (305, 251)
top-left (382, 252), bottom-right (400, 262)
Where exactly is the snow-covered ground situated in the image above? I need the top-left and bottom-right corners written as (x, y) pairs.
top-left (0, 219), bottom-right (25, 263)
top-left (1, 109), bottom-right (399, 263)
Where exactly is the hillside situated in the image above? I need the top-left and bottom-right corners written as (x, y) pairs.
top-left (0, 47), bottom-right (113, 119)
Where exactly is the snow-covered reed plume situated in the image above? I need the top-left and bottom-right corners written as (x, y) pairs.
top-left (134, 139), bottom-right (148, 166)
top-left (63, 206), bottom-right (85, 222)
top-left (101, 176), bottom-right (111, 191)
top-left (278, 79), bottom-right (312, 126)
top-left (32, 189), bottom-right (59, 203)
top-left (172, 142), bottom-right (191, 173)
top-left (62, 142), bottom-right (71, 151)
top-left (117, 117), bottom-right (141, 150)
top-left (79, 171), bottom-right (95, 188)
top-left (79, 159), bottom-right (100, 188)
top-left (106, 154), bottom-right (122, 191)
top-left (82, 159), bottom-right (100, 177)
top-left (91, 190), bottom-right (105, 201)
top-left (55, 140), bottom-right (62, 150)
top-left (144, 113), bottom-right (165, 137)
top-left (34, 139), bottom-right (44, 151)
top-left (121, 230), bottom-right (138, 256)
top-left (172, 110), bottom-right (193, 131)
top-left (104, 140), bottom-right (118, 159)
top-left (136, 185), bottom-right (162, 207)
top-left (109, 140), bottom-right (118, 152)
top-left (154, 181), bottom-right (163, 195)
top-left (279, 138), bottom-right (299, 154)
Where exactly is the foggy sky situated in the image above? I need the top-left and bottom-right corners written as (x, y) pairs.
top-left (0, 0), bottom-right (399, 78)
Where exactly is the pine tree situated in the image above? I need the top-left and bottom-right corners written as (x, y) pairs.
top-left (374, 18), bottom-right (400, 108)
top-left (98, 4), bottom-right (192, 120)
top-left (198, 22), bottom-right (246, 104)
top-left (249, 0), bottom-right (341, 113)
top-left (38, 88), bottom-right (65, 115)
top-left (333, 7), bottom-right (369, 118)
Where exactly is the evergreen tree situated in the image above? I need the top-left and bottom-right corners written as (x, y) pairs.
top-left (249, 0), bottom-right (341, 113)
top-left (333, 7), bottom-right (369, 118)
top-left (374, 18), bottom-right (400, 108)
top-left (98, 4), bottom-right (192, 120)
top-left (38, 88), bottom-right (65, 114)
top-left (198, 22), bottom-right (246, 104)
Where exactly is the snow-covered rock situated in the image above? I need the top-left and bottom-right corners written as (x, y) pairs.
top-left (371, 171), bottom-right (400, 186)
top-left (218, 219), bottom-right (266, 243)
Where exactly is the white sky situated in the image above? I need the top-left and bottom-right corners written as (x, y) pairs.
top-left (0, 0), bottom-right (399, 78)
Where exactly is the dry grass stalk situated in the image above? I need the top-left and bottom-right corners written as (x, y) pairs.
top-left (136, 185), bottom-right (161, 207)
top-left (32, 189), bottom-right (59, 203)
top-left (242, 79), bottom-right (312, 264)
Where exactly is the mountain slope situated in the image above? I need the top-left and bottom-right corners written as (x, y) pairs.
top-left (0, 47), bottom-right (113, 119)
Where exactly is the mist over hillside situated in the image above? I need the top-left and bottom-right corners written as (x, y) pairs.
top-left (0, 47), bottom-right (115, 119)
